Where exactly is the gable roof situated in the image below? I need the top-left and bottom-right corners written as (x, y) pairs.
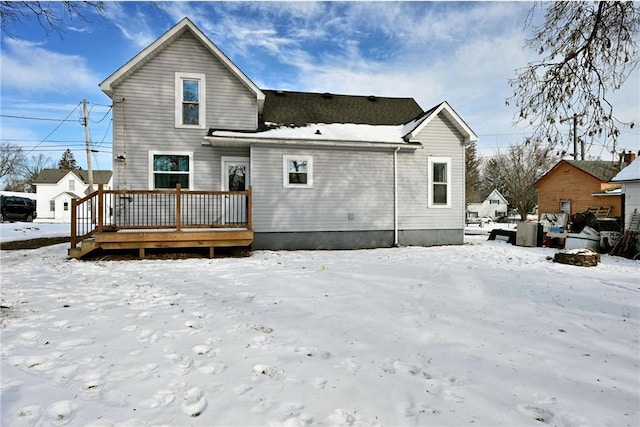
top-left (99, 17), bottom-right (265, 112)
top-left (33, 169), bottom-right (113, 185)
top-left (536, 160), bottom-right (623, 186)
top-left (611, 156), bottom-right (640, 182)
top-left (260, 90), bottom-right (423, 127)
top-left (486, 188), bottom-right (508, 204)
top-left (403, 101), bottom-right (478, 143)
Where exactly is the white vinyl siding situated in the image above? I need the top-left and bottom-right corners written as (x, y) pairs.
top-left (397, 112), bottom-right (466, 230)
top-left (110, 31), bottom-right (258, 190)
top-left (252, 145), bottom-right (394, 232)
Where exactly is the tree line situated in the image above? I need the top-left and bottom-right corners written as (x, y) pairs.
top-left (0, 143), bottom-right (79, 192)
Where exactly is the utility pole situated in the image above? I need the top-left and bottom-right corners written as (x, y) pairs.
top-left (82, 99), bottom-right (96, 223)
top-left (560, 114), bottom-right (585, 160)
top-left (82, 99), bottom-right (94, 193)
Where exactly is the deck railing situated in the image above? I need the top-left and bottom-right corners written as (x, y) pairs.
top-left (71, 184), bottom-right (252, 248)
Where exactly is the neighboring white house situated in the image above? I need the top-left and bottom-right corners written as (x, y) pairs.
top-left (466, 188), bottom-right (509, 222)
top-left (610, 154), bottom-right (640, 230)
top-left (33, 169), bottom-right (113, 222)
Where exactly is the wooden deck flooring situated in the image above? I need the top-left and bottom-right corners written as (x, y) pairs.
top-left (68, 229), bottom-right (253, 259)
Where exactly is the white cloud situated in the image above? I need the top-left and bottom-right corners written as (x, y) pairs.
top-left (0, 39), bottom-right (98, 94)
top-left (102, 2), bottom-right (159, 49)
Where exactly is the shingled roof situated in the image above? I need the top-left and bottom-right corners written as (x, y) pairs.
top-left (260, 90), bottom-right (424, 127)
top-left (34, 169), bottom-right (113, 185)
top-left (564, 160), bottom-right (623, 182)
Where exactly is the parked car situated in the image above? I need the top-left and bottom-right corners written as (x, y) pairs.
top-left (0, 196), bottom-right (37, 222)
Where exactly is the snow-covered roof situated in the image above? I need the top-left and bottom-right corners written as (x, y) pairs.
top-left (611, 156), bottom-right (640, 182)
top-left (209, 122), bottom-right (415, 145)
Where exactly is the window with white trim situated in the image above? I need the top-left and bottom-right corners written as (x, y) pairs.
top-left (283, 155), bottom-right (313, 188)
top-left (149, 151), bottom-right (193, 189)
top-left (49, 200), bottom-right (55, 212)
top-left (175, 72), bottom-right (206, 128)
top-left (69, 179), bottom-right (75, 191)
top-left (428, 157), bottom-right (451, 208)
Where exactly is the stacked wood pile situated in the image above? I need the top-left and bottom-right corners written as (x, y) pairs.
top-left (554, 250), bottom-right (601, 267)
top-left (611, 209), bottom-right (640, 259)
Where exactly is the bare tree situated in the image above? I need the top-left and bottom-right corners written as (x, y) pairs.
top-left (21, 154), bottom-right (54, 193)
top-left (508, 2), bottom-right (640, 154)
top-left (0, 142), bottom-right (26, 181)
top-left (483, 141), bottom-right (558, 221)
top-left (0, 1), bottom-right (105, 37)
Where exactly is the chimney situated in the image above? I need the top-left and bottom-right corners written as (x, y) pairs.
top-left (623, 150), bottom-right (636, 164)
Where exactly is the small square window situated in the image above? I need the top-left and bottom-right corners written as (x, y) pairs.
top-left (283, 155), bottom-right (313, 188)
top-left (63, 202), bottom-right (69, 211)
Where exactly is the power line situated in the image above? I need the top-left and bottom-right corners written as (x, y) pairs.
top-left (0, 114), bottom-right (77, 122)
top-left (24, 103), bottom-right (81, 156)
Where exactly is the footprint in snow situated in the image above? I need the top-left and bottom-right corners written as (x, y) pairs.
top-left (166, 352), bottom-right (193, 374)
top-left (181, 387), bottom-right (207, 417)
top-left (328, 409), bottom-right (359, 426)
top-left (192, 344), bottom-right (214, 356)
top-left (253, 364), bottom-right (286, 380)
top-left (139, 390), bottom-right (176, 409)
top-left (12, 405), bottom-right (41, 425)
top-left (198, 362), bottom-right (227, 375)
top-left (291, 346), bottom-right (331, 359)
top-left (43, 400), bottom-right (78, 426)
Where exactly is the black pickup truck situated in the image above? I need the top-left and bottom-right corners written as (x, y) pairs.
top-left (0, 195), bottom-right (37, 222)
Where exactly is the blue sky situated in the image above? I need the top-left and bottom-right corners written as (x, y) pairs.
top-left (1, 1), bottom-right (638, 172)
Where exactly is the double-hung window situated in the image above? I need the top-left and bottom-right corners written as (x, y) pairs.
top-left (175, 72), bottom-right (206, 128)
top-left (428, 157), bottom-right (451, 208)
top-left (283, 155), bottom-right (313, 188)
top-left (149, 151), bottom-right (193, 189)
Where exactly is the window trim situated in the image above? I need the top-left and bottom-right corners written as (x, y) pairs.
top-left (428, 156), bottom-right (451, 208)
top-left (148, 151), bottom-right (194, 190)
top-left (283, 155), bottom-right (313, 188)
top-left (175, 72), bottom-right (206, 129)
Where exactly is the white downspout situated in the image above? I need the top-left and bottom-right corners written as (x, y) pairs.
top-left (393, 146), bottom-right (400, 247)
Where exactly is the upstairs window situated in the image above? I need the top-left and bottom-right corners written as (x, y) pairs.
top-left (69, 179), bottom-right (75, 191)
top-left (175, 72), bottom-right (206, 128)
top-left (149, 151), bottom-right (193, 189)
top-left (428, 157), bottom-right (451, 208)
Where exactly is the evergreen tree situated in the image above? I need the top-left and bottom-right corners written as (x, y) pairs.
top-left (465, 140), bottom-right (482, 205)
top-left (58, 149), bottom-right (79, 170)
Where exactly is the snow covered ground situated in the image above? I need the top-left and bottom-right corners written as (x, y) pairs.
top-left (0, 222), bottom-right (70, 243)
top-left (0, 226), bottom-right (638, 427)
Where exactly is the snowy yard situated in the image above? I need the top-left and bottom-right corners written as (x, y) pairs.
top-left (0, 224), bottom-right (638, 427)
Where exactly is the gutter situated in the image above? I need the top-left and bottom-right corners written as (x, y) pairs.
top-left (393, 146), bottom-right (400, 247)
top-left (203, 135), bottom-right (422, 151)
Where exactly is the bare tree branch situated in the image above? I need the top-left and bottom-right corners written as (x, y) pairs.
top-left (507, 1), bottom-right (640, 155)
top-left (0, 1), bottom-right (105, 38)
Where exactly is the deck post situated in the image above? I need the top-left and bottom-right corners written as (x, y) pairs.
top-left (247, 186), bottom-right (253, 229)
top-left (70, 198), bottom-right (77, 248)
top-left (176, 183), bottom-right (182, 231)
top-left (97, 184), bottom-right (104, 233)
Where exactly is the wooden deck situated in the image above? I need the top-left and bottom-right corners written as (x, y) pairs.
top-left (69, 185), bottom-right (253, 259)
